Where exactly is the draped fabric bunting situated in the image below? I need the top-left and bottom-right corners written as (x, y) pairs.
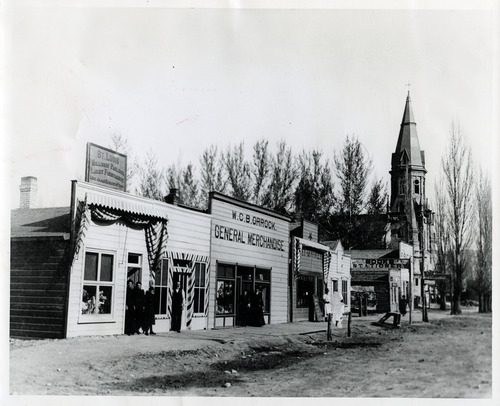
top-left (145, 220), bottom-right (169, 278)
top-left (164, 253), bottom-right (210, 329)
top-left (323, 251), bottom-right (332, 282)
top-left (72, 198), bottom-right (91, 264)
top-left (294, 237), bottom-right (302, 278)
top-left (71, 197), bottom-right (168, 278)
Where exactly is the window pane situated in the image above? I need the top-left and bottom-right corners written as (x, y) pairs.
top-left (128, 253), bottom-right (140, 264)
top-left (98, 286), bottom-right (113, 314)
top-left (297, 275), bottom-right (314, 307)
top-left (239, 266), bottom-right (253, 281)
top-left (256, 283), bottom-right (270, 313)
top-left (84, 253), bottom-right (98, 281)
top-left (194, 263), bottom-right (201, 286)
top-left (82, 285), bottom-right (97, 314)
top-left (216, 280), bottom-right (234, 314)
top-left (198, 290), bottom-right (205, 313)
top-left (100, 254), bottom-right (114, 282)
top-left (199, 263), bottom-right (206, 286)
top-left (256, 268), bottom-right (270, 282)
top-left (160, 287), bottom-right (168, 315)
top-left (217, 264), bottom-right (234, 279)
top-left (154, 269), bottom-right (161, 286)
top-left (161, 260), bottom-right (168, 285)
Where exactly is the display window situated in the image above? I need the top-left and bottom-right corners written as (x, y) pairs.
top-left (154, 258), bottom-right (169, 316)
top-left (81, 251), bottom-right (115, 316)
top-left (296, 275), bottom-right (314, 307)
top-left (216, 263), bottom-right (272, 320)
top-left (193, 262), bottom-right (207, 314)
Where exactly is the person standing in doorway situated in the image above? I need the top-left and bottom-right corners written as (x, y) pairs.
top-left (399, 295), bottom-right (408, 316)
top-left (125, 279), bottom-right (136, 335)
top-left (171, 280), bottom-right (184, 333)
top-left (144, 286), bottom-right (156, 335)
top-left (134, 282), bottom-right (145, 334)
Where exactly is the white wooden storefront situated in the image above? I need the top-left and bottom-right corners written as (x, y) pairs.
top-left (208, 193), bottom-right (290, 328)
top-left (66, 181), bottom-right (210, 337)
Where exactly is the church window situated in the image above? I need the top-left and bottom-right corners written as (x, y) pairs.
top-left (414, 179), bottom-right (420, 194)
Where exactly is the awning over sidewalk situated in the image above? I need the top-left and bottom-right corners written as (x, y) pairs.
top-left (293, 236), bottom-right (332, 281)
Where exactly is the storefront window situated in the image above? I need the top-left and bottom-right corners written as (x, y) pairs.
top-left (81, 251), bottom-right (114, 315)
top-left (216, 280), bottom-right (235, 314)
top-left (193, 262), bottom-right (206, 314)
top-left (297, 275), bottom-right (314, 307)
top-left (154, 258), bottom-right (169, 315)
top-left (342, 280), bottom-right (348, 304)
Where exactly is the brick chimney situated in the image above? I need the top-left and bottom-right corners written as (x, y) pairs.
top-left (164, 188), bottom-right (179, 205)
top-left (20, 176), bottom-right (38, 209)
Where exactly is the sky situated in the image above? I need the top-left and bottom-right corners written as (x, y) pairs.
top-left (2, 1), bottom-right (497, 210)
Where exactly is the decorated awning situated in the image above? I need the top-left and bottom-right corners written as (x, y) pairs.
top-left (85, 191), bottom-right (168, 220)
top-left (293, 236), bottom-right (332, 281)
top-left (72, 192), bottom-right (169, 277)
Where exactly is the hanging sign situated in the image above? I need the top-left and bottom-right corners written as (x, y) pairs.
top-left (85, 143), bottom-right (127, 191)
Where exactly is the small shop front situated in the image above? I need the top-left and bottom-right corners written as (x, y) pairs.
top-left (208, 192), bottom-right (291, 328)
top-left (66, 181), bottom-right (211, 337)
top-left (291, 236), bottom-right (332, 322)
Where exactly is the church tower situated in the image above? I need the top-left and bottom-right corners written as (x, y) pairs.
top-left (388, 91), bottom-right (436, 300)
top-left (389, 91), bottom-right (428, 248)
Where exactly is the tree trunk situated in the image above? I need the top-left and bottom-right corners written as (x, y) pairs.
top-left (439, 294), bottom-right (447, 311)
top-left (451, 287), bottom-right (462, 315)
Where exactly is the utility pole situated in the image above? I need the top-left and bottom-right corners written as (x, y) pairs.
top-left (420, 253), bottom-right (428, 322)
top-left (408, 257), bottom-right (413, 325)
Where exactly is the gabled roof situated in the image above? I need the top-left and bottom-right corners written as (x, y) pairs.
top-left (345, 249), bottom-right (398, 260)
top-left (391, 92), bottom-right (426, 171)
top-left (11, 207), bottom-right (71, 239)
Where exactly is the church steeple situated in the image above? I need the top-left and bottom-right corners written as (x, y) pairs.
top-left (389, 92), bottom-right (428, 242)
top-left (392, 92), bottom-right (426, 171)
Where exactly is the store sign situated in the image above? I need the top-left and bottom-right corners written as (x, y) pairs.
top-left (231, 210), bottom-right (277, 230)
top-left (352, 258), bottom-right (410, 269)
top-left (85, 143), bottom-right (127, 191)
top-left (213, 224), bottom-right (285, 252)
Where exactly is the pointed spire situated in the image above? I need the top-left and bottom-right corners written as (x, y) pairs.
top-left (392, 91), bottom-right (425, 170)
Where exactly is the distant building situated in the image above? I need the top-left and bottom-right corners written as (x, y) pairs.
top-left (386, 91), bottom-right (437, 306)
top-left (344, 92), bottom-right (438, 313)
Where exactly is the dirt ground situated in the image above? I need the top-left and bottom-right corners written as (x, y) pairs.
top-left (8, 307), bottom-right (493, 399)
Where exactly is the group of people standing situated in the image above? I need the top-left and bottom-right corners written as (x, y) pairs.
top-left (125, 280), bottom-right (156, 336)
top-left (238, 287), bottom-right (266, 327)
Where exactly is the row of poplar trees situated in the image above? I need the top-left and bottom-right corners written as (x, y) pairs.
top-left (111, 133), bottom-right (388, 250)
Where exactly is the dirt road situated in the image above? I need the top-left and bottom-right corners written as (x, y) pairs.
top-left (8, 308), bottom-right (492, 398)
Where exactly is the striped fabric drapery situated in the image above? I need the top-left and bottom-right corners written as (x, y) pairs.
top-left (164, 252), bottom-right (210, 329)
top-left (71, 197), bottom-right (169, 280)
top-left (293, 237), bottom-right (302, 278)
top-left (323, 251), bottom-right (332, 282)
top-left (72, 198), bottom-right (91, 264)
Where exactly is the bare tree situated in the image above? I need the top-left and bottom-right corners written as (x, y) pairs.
top-left (180, 163), bottom-right (201, 208)
top-left (262, 141), bottom-right (298, 213)
top-left (224, 142), bottom-right (251, 201)
top-left (441, 123), bottom-right (475, 315)
top-left (199, 145), bottom-right (227, 208)
top-left (250, 139), bottom-right (271, 206)
top-left (108, 132), bottom-right (138, 193)
top-left (472, 169), bottom-right (492, 312)
top-left (434, 178), bottom-right (451, 310)
top-left (136, 149), bottom-right (165, 201)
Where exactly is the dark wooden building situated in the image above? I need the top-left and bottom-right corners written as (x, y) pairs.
top-left (10, 207), bottom-right (72, 339)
